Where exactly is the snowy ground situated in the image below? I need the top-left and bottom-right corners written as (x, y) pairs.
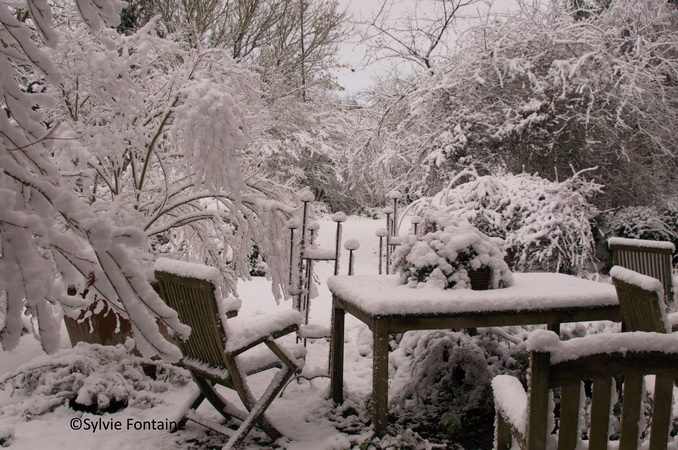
top-left (0, 216), bottom-right (391, 450)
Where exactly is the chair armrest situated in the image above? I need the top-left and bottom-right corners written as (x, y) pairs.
top-left (492, 375), bottom-right (528, 435)
top-left (225, 309), bottom-right (302, 355)
top-left (221, 297), bottom-right (242, 319)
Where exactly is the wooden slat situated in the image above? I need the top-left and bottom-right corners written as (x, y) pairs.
top-left (649, 374), bottom-right (673, 450)
top-left (588, 377), bottom-right (612, 450)
top-left (557, 383), bottom-right (580, 450)
top-left (527, 352), bottom-right (551, 449)
top-left (619, 374), bottom-right (643, 450)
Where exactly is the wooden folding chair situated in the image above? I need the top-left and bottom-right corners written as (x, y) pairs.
top-left (611, 265), bottom-right (669, 333)
top-left (154, 259), bottom-right (305, 449)
top-left (608, 237), bottom-right (675, 310)
top-left (493, 330), bottom-right (678, 449)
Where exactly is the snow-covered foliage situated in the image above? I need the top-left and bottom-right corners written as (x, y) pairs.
top-left (360, 0), bottom-right (678, 209)
top-left (602, 203), bottom-right (678, 259)
top-left (0, 0), bottom-right (295, 358)
top-left (0, 340), bottom-right (189, 418)
top-left (391, 215), bottom-right (513, 290)
top-left (389, 328), bottom-right (526, 439)
top-left (409, 169), bottom-right (602, 274)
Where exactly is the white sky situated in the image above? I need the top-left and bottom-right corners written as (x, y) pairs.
top-left (333, 0), bottom-right (521, 96)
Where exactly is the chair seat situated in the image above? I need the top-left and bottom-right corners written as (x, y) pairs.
top-left (225, 309), bottom-right (302, 354)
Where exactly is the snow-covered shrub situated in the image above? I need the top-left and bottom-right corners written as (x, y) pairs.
top-left (392, 217), bottom-right (513, 290)
top-left (602, 204), bottom-right (678, 259)
top-left (0, 341), bottom-right (189, 418)
top-left (409, 169), bottom-right (602, 274)
top-left (389, 329), bottom-right (528, 443)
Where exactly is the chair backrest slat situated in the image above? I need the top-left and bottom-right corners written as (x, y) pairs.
top-left (588, 377), bottom-right (613, 450)
top-left (557, 383), bottom-right (580, 449)
top-left (155, 271), bottom-right (229, 369)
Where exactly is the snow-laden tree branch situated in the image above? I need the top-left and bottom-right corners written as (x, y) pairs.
top-left (1, 0), bottom-right (296, 358)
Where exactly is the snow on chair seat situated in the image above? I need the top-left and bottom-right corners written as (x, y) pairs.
top-left (492, 329), bottom-right (678, 450)
top-left (154, 258), bottom-right (305, 449)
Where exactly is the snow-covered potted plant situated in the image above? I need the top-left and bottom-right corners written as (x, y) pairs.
top-left (392, 214), bottom-right (513, 290)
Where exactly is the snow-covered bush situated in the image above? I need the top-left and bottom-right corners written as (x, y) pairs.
top-left (0, 341), bottom-right (189, 418)
top-left (602, 203), bottom-right (678, 263)
top-left (389, 329), bottom-right (528, 444)
top-left (409, 169), bottom-right (602, 274)
top-left (392, 216), bottom-right (513, 290)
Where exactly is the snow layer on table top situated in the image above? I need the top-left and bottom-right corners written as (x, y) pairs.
top-left (154, 258), bottom-right (221, 286)
top-left (610, 266), bottom-right (664, 296)
top-left (527, 329), bottom-right (678, 363)
top-left (326, 273), bottom-right (617, 316)
top-left (608, 237), bottom-right (675, 251)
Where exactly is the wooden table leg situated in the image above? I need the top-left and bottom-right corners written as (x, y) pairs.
top-left (330, 298), bottom-right (345, 404)
top-left (372, 319), bottom-right (389, 435)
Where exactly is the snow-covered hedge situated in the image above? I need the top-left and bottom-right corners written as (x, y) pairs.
top-left (409, 169), bottom-right (602, 274)
top-left (602, 202), bottom-right (678, 261)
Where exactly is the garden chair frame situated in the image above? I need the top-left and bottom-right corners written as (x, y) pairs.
top-left (155, 263), bottom-right (303, 449)
top-left (493, 334), bottom-right (678, 449)
top-left (608, 237), bottom-right (675, 310)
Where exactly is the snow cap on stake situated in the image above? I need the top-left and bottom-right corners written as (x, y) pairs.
top-left (344, 239), bottom-right (360, 251)
top-left (298, 188), bottom-right (315, 203)
top-left (375, 228), bottom-right (388, 237)
top-left (286, 218), bottom-right (301, 229)
top-left (330, 212), bottom-right (347, 222)
top-left (388, 190), bottom-right (403, 200)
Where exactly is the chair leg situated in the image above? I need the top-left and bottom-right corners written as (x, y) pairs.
top-left (173, 387), bottom-right (207, 431)
top-left (495, 411), bottom-right (513, 450)
top-left (192, 376), bottom-right (240, 424)
top-left (226, 366), bottom-right (296, 450)
top-left (229, 368), bottom-right (283, 441)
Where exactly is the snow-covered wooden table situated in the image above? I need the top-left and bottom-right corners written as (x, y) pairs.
top-left (327, 273), bottom-right (623, 435)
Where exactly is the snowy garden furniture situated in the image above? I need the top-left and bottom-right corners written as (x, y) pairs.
top-left (327, 273), bottom-right (622, 435)
top-left (611, 266), bottom-right (669, 334)
top-left (608, 237), bottom-right (675, 310)
top-left (492, 329), bottom-right (678, 449)
top-left (154, 259), bottom-right (305, 449)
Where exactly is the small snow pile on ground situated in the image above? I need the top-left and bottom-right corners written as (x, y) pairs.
top-left (0, 340), bottom-right (189, 418)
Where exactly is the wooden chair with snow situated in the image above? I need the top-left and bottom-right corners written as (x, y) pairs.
top-left (611, 265), bottom-right (675, 333)
top-left (493, 329), bottom-right (678, 450)
top-left (608, 237), bottom-right (675, 310)
top-left (154, 258), bottom-right (305, 449)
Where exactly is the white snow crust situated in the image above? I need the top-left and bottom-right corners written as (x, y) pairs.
top-left (608, 237), bottom-right (675, 251)
top-left (526, 329), bottom-right (678, 363)
top-left (327, 273), bottom-right (617, 316)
